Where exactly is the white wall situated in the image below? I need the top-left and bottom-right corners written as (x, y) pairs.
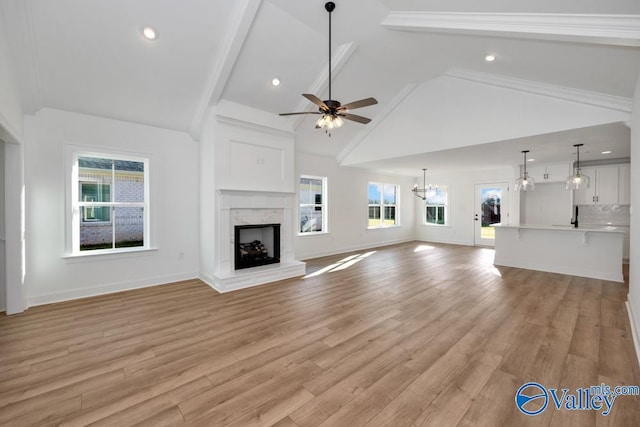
top-left (628, 76), bottom-right (640, 362)
top-left (24, 109), bottom-right (200, 306)
top-left (0, 140), bottom-right (5, 311)
top-left (295, 152), bottom-right (415, 260)
top-left (414, 167), bottom-right (517, 246)
top-left (0, 12), bottom-right (23, 144)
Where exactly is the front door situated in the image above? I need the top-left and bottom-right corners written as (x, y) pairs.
top-left (474, 183), bottom-right (509, 247)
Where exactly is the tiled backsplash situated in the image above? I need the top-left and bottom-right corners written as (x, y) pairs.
top-left (577, 204), bottom-right (630, 226)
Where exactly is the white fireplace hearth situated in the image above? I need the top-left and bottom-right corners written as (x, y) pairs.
top-left (202, 190), bottom-right (306, 293)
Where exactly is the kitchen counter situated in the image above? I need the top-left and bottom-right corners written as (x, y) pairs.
top-left (494, 224), bottom-right (624, 282)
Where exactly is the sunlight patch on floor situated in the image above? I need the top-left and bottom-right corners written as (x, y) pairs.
top-left (304, 251), bottom-right (377, 278)
top-left (414, 244), bottom-right (435, 253)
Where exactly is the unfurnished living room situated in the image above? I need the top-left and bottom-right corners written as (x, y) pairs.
top-left (1, 1), bottom-right (640, 426)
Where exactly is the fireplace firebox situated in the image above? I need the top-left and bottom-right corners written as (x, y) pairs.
top-left (234, 224), bottom-right (281, 270)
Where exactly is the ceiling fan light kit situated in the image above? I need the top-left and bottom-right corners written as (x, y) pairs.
top-left (279, 2), bottom-right (378, 135)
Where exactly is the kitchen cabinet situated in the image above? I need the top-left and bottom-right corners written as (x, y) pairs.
top-left (574, 165), bottom-right (620, 205)
top-left (526, 163), bottom-right (570, 183)
top-left (619, 163), bottom-right (631, 205)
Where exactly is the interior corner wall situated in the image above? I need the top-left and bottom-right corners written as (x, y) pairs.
top-left (199, 108), bottom-right (216, 284)
top-left (628, 75), bottom-right (640, 361)
top-left (414, 167), bottom-right (517, 246)
top-left (24, 109), bottom-right (200, 306)
top-left (294, 152), bottom-right (416, 260)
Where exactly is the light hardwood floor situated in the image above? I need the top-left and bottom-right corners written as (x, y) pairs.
top-left (1, 242), bottom-right (639, 426)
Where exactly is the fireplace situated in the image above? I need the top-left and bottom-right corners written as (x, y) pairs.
top-left (234, 224), bottom-right (281, 270)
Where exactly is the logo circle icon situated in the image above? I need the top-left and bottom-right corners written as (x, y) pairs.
top-left (515, 382), bottom-right (548, 416)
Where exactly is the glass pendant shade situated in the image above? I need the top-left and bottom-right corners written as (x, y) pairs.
top-left (516, 150), bottom-right (535, 191)
top-left (515, 174), bottom-right (535, 191)
top-left (566, 171), bottom-right (590, 190)
top-left (566, 143), bottom-right (590, 190)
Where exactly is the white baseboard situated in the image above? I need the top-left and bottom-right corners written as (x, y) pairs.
top-left (626, 299), bottom-right (640, 370)
top-left (298, 238), bottom-right (414, 261)
top-left (416, 238), bottom-right (474, 247)
top-left (27, 271), bottom-right (199, 307)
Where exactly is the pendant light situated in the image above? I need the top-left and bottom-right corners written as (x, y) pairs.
top-left (515, 150), bottom-right (535, 191)
top-left (566, 143), bottom-right (590, 190)
top-left (412, 168), bottom-right (437, 200)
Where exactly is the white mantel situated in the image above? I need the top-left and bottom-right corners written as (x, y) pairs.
top-left (199, 103), bottom-right (304, 293)
top-left (204, 190), bottom-right (305, 293)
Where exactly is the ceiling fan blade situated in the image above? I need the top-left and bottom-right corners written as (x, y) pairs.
top-left (340, 113), bottom-right (371, 124)
top-left (303, 94), bottom-right (329, 110)
top-left (338, 97), bottom-right (378, 111)
top-left (279, 112), bottom-right (322, 116)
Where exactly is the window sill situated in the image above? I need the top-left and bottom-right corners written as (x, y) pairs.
top-left (298, 231), bottom-right (330, 237)
top-left (62, 247), bottom-right (158, 262)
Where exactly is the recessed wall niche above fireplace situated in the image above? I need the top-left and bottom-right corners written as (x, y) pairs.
top-left (234, 224), bottom-right (281, 270)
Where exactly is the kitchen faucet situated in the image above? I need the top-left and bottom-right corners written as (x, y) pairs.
top-left (570, 205), bottom-right (579, 228)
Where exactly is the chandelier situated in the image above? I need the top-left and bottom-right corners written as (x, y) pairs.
top-left (412, 168), bottom-right (437, 200)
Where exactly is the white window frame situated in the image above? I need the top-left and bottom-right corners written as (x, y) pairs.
top-left (298, 175), bottom-right (328, 235)
top-left (424, 185), bottom-right (449, 226)
top-left (65, 146), bottom-right (151, 256)
top-left (368, 182), bottom-right (400, 229)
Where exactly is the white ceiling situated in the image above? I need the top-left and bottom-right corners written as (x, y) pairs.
top-left (1, 0), bottom-right (639, 176)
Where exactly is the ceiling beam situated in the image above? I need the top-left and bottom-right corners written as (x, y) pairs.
top-left (337, 83), bottom-right (419, 165)
top-left (381, 12), bottom-right (640, 47)
top-left (445, 68), bottom-right (632, 113)
top-left (190, 0), bottom-right (262, 139)
top-left (291, 42), bottom-right (357, 129)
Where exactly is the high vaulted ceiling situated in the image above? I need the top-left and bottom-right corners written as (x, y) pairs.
top-left (1, 0), bottom-right (639, 176)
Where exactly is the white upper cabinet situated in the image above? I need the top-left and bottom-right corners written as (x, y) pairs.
top-left (526, 163), bottom-right (570, 183)
top-left (574, 164), bottom-right (626, 205)
top-left (619, 164), bottom-right (631, 205)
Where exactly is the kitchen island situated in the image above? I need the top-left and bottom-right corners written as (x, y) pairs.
top-left (494, 224), bottom-right (625, 282)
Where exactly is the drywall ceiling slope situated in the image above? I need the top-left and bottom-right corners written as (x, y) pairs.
top-left (4, 0), bottom-right (236, 132)
top-left (339, 72), bottom-right (630, 167)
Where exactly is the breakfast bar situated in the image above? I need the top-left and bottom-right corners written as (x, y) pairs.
top-left (494, 224), bottom-right (625, 282)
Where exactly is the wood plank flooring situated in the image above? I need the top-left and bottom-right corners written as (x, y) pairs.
top-left (1, 241), bottom-right (639, 426)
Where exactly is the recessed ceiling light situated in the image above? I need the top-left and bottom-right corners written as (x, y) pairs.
top-left (141, 26), bottom-right (158, 40)
top-left (601, 150), bottom-right (612, 154)
top-left (271, 78), bottom-right (281, 87)
top-left (485, 54), bottom-right (496, 62)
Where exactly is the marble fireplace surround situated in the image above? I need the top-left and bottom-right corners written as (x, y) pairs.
top-left (208, 190), bottom-right (306, 293)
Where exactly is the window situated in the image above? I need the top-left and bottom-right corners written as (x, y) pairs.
top-left (368, 182), bottom-right (399, 228)
top-left (71, 154), bottom-right (149, 253)
top-left (425, 186), bottom-right (448, 225)
top-left (299, 176), bottom-right (327, 234)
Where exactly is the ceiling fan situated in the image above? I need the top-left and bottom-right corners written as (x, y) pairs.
top-left (279, 2), bottom-right (378, 132)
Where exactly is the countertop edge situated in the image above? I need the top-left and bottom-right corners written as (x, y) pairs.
top-left (495, 224), bottom-right (625, 234)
